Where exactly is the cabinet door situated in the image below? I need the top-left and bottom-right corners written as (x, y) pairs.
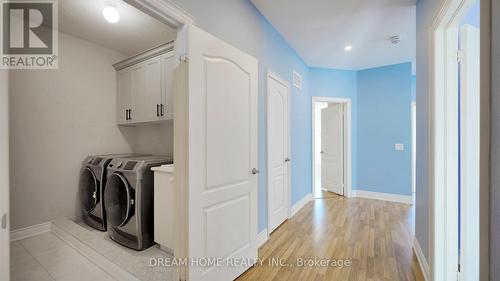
top-left (132, 58), bottom-right (162, 123)
top-left (117, 70), bottom-right (133, 124)
top-left (161, 53), bottom-right (176, 119)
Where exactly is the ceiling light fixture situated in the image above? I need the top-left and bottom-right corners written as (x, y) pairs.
top-left (344, 45), bottom-right (352, 51)
top-left (103, 6), bottom-right (120, 23)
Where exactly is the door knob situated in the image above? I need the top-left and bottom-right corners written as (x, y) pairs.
top-left (285, 158), bottom-right (291, 162)
top-left (251, 168), bottom-right (260, 175)
top-left (320, 151), bottom-right (324, 154)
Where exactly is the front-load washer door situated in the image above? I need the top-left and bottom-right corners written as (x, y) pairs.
top-left (104, 173), bottom-right (135, 227)
top-left (79, 167), bottom-right (99, 213)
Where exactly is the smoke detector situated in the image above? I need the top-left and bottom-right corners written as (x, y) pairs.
top-left (390, 35), bottom-right (401, 45)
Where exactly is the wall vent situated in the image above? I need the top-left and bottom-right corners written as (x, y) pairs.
top-left (293, 71), bottom-right (302, 90)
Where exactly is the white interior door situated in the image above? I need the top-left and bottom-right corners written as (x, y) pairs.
top-left (0, 69), bottom-right (10, 281)
top-left (321, 104), bottom-right (344, 195)
top-left (267, 72), bottom-right (290, 234)
top-left (185, 25), bottom-right (258, 281)
top-left (459, 24), bottom-right (480, 281)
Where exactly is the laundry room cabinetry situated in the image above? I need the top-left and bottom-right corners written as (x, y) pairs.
top-left (152, 164), bottom-right (178, 254)
top-left (114, 41), bottom-right (175, 125)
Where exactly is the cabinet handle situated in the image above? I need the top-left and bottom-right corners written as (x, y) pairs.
top-left (161, 104), bottom-right (164, 116)
top-left (129, 109), bottom-right (132, 120)
top-left (157, 104), bottom-right (160, 117)
top-left (125, 109), bottom-right (129, 120)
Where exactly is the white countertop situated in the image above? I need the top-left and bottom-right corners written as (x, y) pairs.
top-left (151, 164), bottom-right (174, 173)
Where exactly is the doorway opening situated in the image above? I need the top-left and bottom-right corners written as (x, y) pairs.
top-left (312, 97), bottom-right (352, 199)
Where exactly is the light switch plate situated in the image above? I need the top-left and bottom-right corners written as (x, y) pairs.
top-left (395, 143), bottom-right (404, 151)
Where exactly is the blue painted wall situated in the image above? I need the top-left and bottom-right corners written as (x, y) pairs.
top-left (171, 0), bottom-right (415, 231)
top-left (309, 68), bottom-right (358, 188)
top-left (461, 2), bottom-right (480, 28)
top-left (171, 0), bottom-right (310, 232)
top-left (357, 63), bottom-right (413, 196)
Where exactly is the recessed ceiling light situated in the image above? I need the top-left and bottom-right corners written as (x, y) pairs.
top-left (103, 6), bottom-right (120, 23)
top-left (344, 45), bottom-right (352, 51)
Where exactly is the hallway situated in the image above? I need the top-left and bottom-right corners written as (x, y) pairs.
top-left (237, 195), bottom-right (424, 281)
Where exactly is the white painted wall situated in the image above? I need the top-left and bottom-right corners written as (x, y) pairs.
top-left (132, 123), bottom-right (173, 156)
top-left (9, 32), bottom-right (172, 230)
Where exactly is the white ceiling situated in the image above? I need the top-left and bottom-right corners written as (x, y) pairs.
top-left (58, 0), bottom-right (176, 56)
top-left (251, 0), bottom-right (416, 71)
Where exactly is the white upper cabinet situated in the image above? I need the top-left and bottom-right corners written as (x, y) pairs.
top-left (117, 70), bottom-right (133, 124)
top-left (114, 42), bottom-right (175, 125)
top-left (162, 53), bottom-right (175, 120)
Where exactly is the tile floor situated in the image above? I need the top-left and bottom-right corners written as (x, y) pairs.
top-left (11, 233), bottom-right (116, 281)
top-left (11, 218), bottom-right (175, 281)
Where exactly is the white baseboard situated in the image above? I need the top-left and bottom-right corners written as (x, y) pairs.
top-left (257, 228), bottom-right (268, 248)
top-left (413, 238), bottom-right (430, 281)
top-left (351, 190), bottom-right (412, 204)
top-left (291, 193), bottom-right (312, 217)
top-left (10, 222), bottom-right (51, 241)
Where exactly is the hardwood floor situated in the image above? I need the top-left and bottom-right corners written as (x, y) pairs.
top-left (315, 189), bottom-right (341, 199)
top-left (237, 195), bottom-right (424, 281)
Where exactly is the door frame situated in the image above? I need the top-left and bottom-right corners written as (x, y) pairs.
top-left (266, 71), bottom-right (291, 234)
top-left (411, 101), bottom-right (416, 200)
top-left (0, 70), bottom-right (10, 281)
top-left (459, 23), bottom-right (480, 281)
top-left (428, 0), bottom-right (488, 279)
top-left (311, 96), bottom-right (352, 198)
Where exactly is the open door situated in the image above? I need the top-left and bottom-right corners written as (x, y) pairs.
top-left (459, 24), bottom-right (480, 281)
top-left (175, 25), bottom-right (258, 281)
top-left (321, 104), bottom-right (344, 195)
top-left (0, 70), bottom-right (9, 281)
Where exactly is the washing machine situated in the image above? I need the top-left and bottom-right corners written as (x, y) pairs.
top-left (104, 155), bottom-right (173, 250)
top-left (79, 154), bottom-right (147, 231)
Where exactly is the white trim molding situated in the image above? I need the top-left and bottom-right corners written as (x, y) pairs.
top-left (257, 228), bottom-right (269, 249)
top-left (124, 0), bottom-right (194, 28)
top-left (291, 193), bottom-right (312, 217)
top-left (10, 222), bottom-right (51, 241)
top-left (311, 96), bottom-right (353, 198)
top-left (413, 238), bottom-right (430, 281)
top-left (351, 190), bottom-right (412, 204)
